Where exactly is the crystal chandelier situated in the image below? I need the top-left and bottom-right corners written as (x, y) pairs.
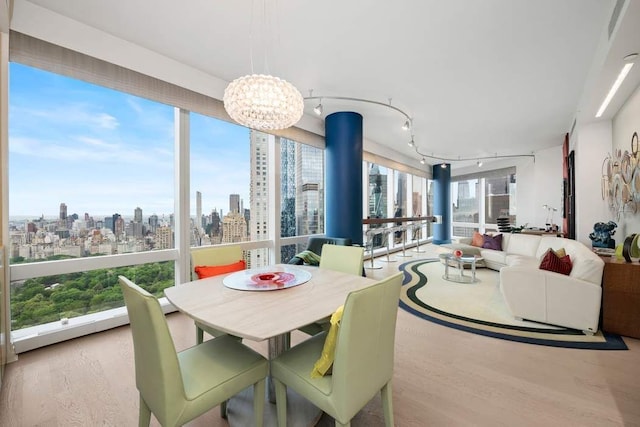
top-left (223, 74), bottom-right (304, 131)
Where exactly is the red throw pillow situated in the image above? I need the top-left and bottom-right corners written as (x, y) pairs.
top-left (194, 260), bottom-right (246, 279)
top-left (539, 249), bottom-right (572, 275)
top-left (482, 233), bottom-right (503, 251)
top-left (471, 231), bottom-right (484, 247)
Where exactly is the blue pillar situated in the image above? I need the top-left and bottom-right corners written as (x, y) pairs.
top-left (433, 164), bottom-right (451, 244)
top-left (325, 112), bottom-right (363, 245)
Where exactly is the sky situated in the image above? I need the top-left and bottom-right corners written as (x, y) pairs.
top-left (8, 63), bottom-right (250, 219)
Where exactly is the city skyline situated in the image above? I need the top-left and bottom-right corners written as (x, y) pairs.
top-left (8, 63), bottom-right (250, 217)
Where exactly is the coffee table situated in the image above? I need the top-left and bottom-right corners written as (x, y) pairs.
top-left (439, 253), bottom-right (483, 283)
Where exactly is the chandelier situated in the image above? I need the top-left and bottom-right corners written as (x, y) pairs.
top-left (223, 74), bottom-right (303, 131)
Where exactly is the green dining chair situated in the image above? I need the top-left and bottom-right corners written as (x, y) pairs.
top-left (319, 244), bottom-right (365, 275)
top-left (119, 276), bottom-right (268, 427)
top-left (297, 244), bottom-right (365, 336)
top-left (191, 245), bottom-right (245, 344)
top-left (272, 272), bottom-right (403, 427)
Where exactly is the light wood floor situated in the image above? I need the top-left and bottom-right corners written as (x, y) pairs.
top-left (1, 245), bottom-right (639, 426)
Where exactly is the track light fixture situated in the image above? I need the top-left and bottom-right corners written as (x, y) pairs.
top-left (303, 91), bottom-right (535, 167)
top-left (304, 93), bottom-right (412, 133)
top-left (313, 100), bottom-right (323, 115)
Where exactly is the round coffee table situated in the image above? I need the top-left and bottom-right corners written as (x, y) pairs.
top-left (438, 253), bottom-right (483, 283)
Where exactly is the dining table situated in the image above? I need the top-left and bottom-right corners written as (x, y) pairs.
top-left (164, 263), bottom-right (378, 426)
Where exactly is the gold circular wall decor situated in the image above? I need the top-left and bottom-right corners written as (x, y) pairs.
top-left (632, 132), bottom-right (638, 158)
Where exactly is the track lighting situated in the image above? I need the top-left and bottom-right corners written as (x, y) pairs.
top-left (302, 92), bottom-right (536, 166)
top-left (313, 101), bottom-right (323, 115)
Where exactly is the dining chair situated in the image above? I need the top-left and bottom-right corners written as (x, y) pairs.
top-left (119, 276), bottom-right (268, 427)
top-left (272, 272), bottom-right (403, 427)
top-left (297, 244), bottom-right (365, 336)
top-left (191, 245), bottom-right (244, 344)
top-left (288, 236), bottom-right (352, 265)
top-left (319, 243), bottom-right (364, 275)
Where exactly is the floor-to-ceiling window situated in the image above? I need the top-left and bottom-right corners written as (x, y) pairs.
top-left (451, 168), bottom-right (516, 236)
top-left (189, 112), bottom-right (250, 249)
top-left (364, 161), bottom-right (431, 255)
top-left (8, 63), bottom-right (176, 330)
top-left (280, 138), bottom-right (324, 263)
top-left (451, 178), bottom-right (480, 237)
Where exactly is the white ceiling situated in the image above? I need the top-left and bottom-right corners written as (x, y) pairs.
top-left (11, 0), bottom-right (640, 169)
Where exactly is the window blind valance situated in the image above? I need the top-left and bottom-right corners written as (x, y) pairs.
top-left (8, 30), bottom-right (324, 148)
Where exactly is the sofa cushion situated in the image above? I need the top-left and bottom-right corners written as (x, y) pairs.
top-left (539, 249), bottom-right (572, 275)
top-left (564, 240), bottom-right (605, 285)
top-left (482, 233), bottom-right (503, 250)
top-left (505, 233), bottom-right (540, 257)
top-left (535, 236), bottom-right (569, 259)
top-left (505, 254), bottom-right (538, 268)
top-left (480, 248), bottom-right (508, 266)
top-left (471, 232), bottom-right (484, 247)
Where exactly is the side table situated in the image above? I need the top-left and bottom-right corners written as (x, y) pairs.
top-left (601, 257), bottom-right (640, 339)
top-left (438, 253), bottom-right (482, 283)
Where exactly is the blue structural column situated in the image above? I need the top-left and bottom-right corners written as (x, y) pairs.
top-left (432, 164), bottom-right (451, 244)
top-left (325, 112), bottom-right (363, 245)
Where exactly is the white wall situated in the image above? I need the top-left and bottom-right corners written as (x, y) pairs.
top-left (573, 121), bottom-right (613, 246)
top-left (612, 83), bottom-right (640, 238)
top-left (515, 146), bottom-right (563, 230)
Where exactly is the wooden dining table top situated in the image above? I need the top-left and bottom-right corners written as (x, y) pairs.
top-left (164, 264), bottom-right (377, 342)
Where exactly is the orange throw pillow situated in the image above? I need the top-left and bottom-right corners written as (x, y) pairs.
top-left (194, 260), bottom-right (246, 279)
top-left (471, 232), bottom-right (484, 247)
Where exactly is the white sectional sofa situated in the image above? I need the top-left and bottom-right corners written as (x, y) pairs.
top-left (437, 233), bottom-right (605, 334)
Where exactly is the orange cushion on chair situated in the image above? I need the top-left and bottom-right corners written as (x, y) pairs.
top-left (194, 260), bottom-right (246, 279)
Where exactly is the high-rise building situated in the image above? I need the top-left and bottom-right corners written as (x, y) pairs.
top-left (134, 207), bottom-right (143, 223)
top-left (280, 139), bottom-right (296, 239)
top-left (148, 214), bottom-right (159, 233)
top-left (104, 216), bottom-right (113, 231)
top-left (222, 212), bottom-right (248, 244)
top-left (114, 216), bottom-right (125, 238)
top-left (249, 131), bottom-right (270, 267)
top-left (229, 194), bottom-right (240, 214)
top-left (155, 226), bottom-right (173, 249)
top-left (111, 213), bottom-right (121, 234)
top-left (208, 209), bottom-right (221, 241)
top-left (59, 203), bottom-right (67, 220)
top-left (295, 142), bottom-right (323, 236)
top-left (368, 164), bottom-right (387, 218)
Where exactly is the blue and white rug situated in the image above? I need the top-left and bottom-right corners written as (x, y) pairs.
top-left (398, 259), bottom-right (627, 350)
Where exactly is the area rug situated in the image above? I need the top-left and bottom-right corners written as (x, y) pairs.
top-left (398, 259), bottom-right (627, 350)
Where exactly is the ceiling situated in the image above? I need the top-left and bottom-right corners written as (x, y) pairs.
top-left (10, 0), bottom-right (640, 169)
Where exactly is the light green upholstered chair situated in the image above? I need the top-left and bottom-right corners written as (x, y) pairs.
top-left (319, 243), bottom-right (365, 275)
top-left (272, 272), bottom-right (403, 427)
top-left (298, 244), bottom-right (365, 336)
top-left (191, 245), bottom-right (244, 344)
top-left (119, 276), bottom-right (268, 427)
